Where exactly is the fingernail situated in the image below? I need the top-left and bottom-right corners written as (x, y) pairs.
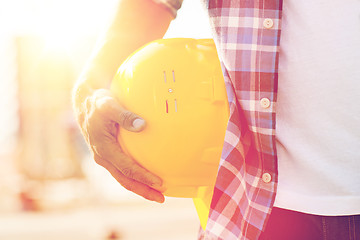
top-left (154, 195), bottom-right (165, 203)
top-left (151, 177), bottom-right (163, 188)
top-left (132, 118), bottom-right (145, 129)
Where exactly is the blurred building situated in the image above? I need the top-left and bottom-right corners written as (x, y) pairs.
top-left (15, 36), bottom-right (84, 181)
top-left (0, 0), bottom-right (210, 239)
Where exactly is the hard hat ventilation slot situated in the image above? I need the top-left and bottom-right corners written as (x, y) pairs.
top-left (165, 99), bottom-right (177, 113)
top-left (163, 71), bottom-right (167, 83)
top-left (172, 70), bottom-right (176, 82)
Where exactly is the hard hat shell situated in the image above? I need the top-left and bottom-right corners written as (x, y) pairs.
top-left (111, 38), bottom-right (229, 229)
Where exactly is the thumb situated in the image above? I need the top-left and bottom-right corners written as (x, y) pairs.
top-left (118, 111), bottom-right (146, 132)
top-left (94, 94), bottom-right (146, 132)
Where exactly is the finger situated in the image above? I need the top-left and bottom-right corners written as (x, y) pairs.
top-left (95, 155), bottom-right (165, 203)
top-left (116, 152), bottom-right (165, 191)
top-left (94, 141), bottom-right (164, 191)
top-left (86, 98), bottom-right (163, 190)
top-left (94, 93), bottom-right (145, 132)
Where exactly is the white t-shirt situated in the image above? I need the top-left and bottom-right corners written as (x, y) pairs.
top-left (274, 0), bottom-right (360, 215)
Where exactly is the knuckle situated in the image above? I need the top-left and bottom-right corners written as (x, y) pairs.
top-left (85, 97), bottom-right (92, 114)
top-left (85, 113), bottom-right (96, 126)
top-left (96, 97), bottom-right (112, 113)
top-left (119, 111), bottom-right (134, 127)
top-left (122, 181), bottom-right (135, 192)
top-left (84, 103), bottom-right (99, 126)
top-left (121, 167), bottom-right (134, 179)
top-left (93, 156), bottom-right (102, 165)
top-left (92, 151), bottom-right (104, 164)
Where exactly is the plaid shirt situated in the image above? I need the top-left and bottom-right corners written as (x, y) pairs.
top-left (155, 0), bottom-right (283, 239)
top-left (199, 0), bottom-right (283, 239)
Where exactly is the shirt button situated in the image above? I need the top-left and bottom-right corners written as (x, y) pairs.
top-left (263, 18), bottom-right (274, 29)
top-left (262, 173), bottom-right (272, 183)
top-left (260, 98), bottom-right (271, 109)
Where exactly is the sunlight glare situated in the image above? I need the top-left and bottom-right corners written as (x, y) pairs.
top-left (14, 0), bottom-right (119, 53)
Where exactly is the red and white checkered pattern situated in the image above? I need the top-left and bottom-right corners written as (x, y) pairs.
top-left (199, 0), bottom-right (283, 239)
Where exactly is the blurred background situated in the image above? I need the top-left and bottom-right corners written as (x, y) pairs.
top-left (0, 0), bottom-right (212, 239)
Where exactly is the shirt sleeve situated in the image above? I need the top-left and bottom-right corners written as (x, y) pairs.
top-left (152, 0), bottom-right (183, 17)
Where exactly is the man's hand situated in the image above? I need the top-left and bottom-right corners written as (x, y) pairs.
top-left (71, 0), bottom-right (175, 204)
top-left (80, 89), bottom-right (165, 203)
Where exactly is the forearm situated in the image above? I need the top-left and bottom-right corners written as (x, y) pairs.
top-left (72, 0), bottom-right (173, 123)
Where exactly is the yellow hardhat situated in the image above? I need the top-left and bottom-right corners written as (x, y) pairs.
top-left (111, 38), bottom-right (229, 229)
